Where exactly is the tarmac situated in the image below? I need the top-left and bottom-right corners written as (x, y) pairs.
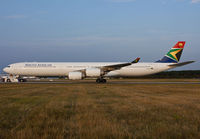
top-left (0, 81), bottom-right (200, 84)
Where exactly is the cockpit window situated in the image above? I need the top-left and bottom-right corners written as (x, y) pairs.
top-left (7, 66), bottom-right (11, 68)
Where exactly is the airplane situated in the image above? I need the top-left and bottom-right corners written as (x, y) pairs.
top-left (2, 41), bottom-right (194, 83)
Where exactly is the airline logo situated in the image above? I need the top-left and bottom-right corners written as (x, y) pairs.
top-left (179, 43), bottom-right (183, 47)
top-left (134, 58), bottom-right (140, 63)
top-left (165, 42), bottom-right (185, 62)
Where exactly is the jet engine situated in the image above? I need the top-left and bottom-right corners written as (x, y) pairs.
top-left (85, 68), bottom-right (102, 77)
top-left (68, 72), bottom-right (84, 80)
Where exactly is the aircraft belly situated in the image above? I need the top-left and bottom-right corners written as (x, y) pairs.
top-left (118, 68), bottom-right (152, 76)
top-left (117, 66), bottom-right (169, 77)
top-left (12, 68), bottom-right (71, 76)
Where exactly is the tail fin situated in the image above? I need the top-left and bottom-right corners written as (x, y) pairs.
top-left (156, 41), bottom-right (185, 63)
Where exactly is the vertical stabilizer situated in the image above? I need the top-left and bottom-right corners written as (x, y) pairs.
top-left (156, 41), bottom-right (185, 63)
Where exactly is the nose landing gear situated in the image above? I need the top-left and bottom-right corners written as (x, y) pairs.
top-left (96, 78), bottom-right (107, 83)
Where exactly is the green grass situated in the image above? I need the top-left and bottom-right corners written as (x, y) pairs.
top-left (0, 82), bottom-right (200, 138)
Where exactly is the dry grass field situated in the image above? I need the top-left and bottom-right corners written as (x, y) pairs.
top-left (0, 80), bottom-right (200, 138)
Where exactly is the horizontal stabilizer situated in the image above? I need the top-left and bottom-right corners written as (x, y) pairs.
top-left (168, 61), bottom-right (195, 67)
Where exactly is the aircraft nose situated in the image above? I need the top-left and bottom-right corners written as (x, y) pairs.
top-left (3, 67), bottom-right (9, 73)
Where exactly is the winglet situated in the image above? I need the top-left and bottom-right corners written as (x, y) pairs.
top-left (131, 57), bottom-right (140, 63)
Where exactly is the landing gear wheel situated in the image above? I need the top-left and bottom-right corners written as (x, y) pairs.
top-left (7, 79), bottom-right (11, 82)
top-left (19, 79), bottom-right (26, 82)
top-left (96, 78), bottom-right (107, 83)
top-left (96, 78), bottom-right (100, 83)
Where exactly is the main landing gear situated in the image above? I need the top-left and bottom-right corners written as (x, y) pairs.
top-left (96, 78), bottom-right (107, 83)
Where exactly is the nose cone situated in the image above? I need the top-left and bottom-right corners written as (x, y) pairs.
top-left (3, 67), bottom-right (9, 73)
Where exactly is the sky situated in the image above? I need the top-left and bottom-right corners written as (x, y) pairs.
top-left (0, 0), bottom-right (200, 73)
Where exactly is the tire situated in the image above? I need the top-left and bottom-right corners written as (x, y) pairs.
top-left (19, 79), bottom-right (27, 82)
top-left (7, 79), bottom-right (11, 82)
top-left (96, 79), bottom-right (100, 83)
top-left (96, 78), bottom-right (107, 83)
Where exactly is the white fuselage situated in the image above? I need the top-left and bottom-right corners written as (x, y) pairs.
top-left (3, 62), bottom-right (173, 77)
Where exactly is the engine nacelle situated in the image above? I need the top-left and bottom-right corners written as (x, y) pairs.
top-left (86, 68), bottom-right (102, 77)
top-left (68, 72), bottom-right (84, 80)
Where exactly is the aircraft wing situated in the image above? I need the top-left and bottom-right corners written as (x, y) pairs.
top-left (74, 57), bottom-right (140, 76)
top-left (101, 57), bottom-right (140, 72)
top-left (168, 61), bottom-right (195, 67)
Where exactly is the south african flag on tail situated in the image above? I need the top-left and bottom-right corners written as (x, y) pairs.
top-left (156, 41), bottom-right (185, 63)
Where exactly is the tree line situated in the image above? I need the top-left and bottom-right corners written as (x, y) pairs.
top-left (118, 70), bottom-right (200, 79)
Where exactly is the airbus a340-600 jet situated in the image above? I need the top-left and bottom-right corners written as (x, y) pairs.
top-left (2, 41), bottom-right (194, 83)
